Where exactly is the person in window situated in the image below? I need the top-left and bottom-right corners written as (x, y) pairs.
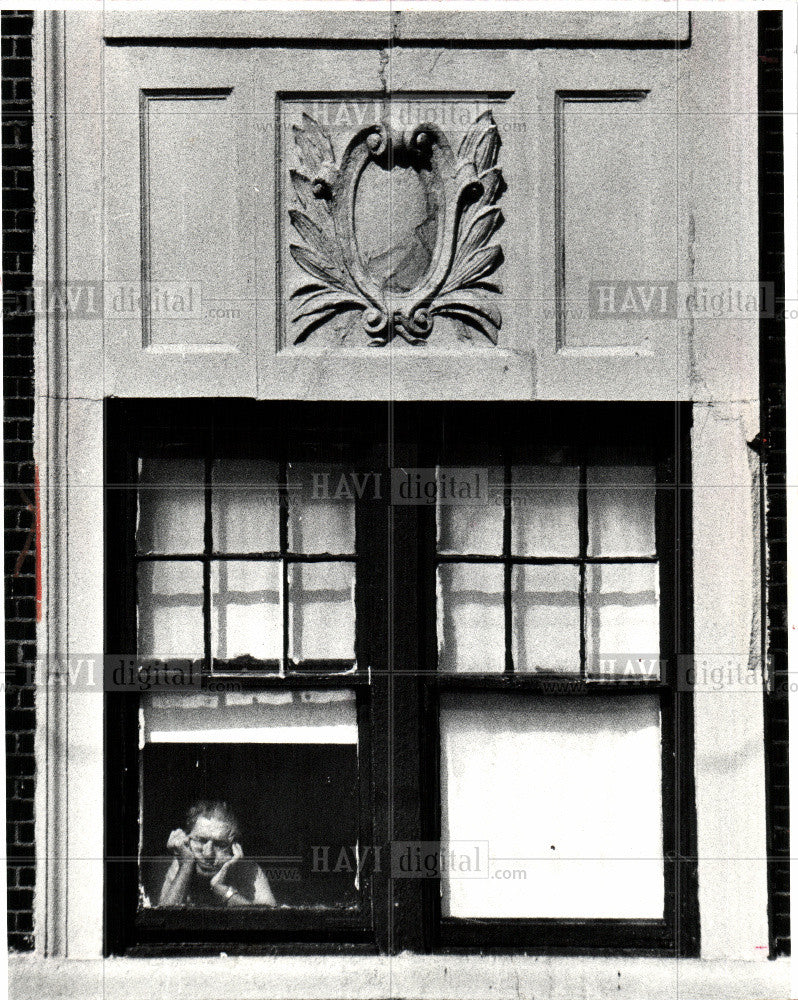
top-left (158, 799), bottom-right (277, 907)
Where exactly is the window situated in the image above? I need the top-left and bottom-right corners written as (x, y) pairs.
top-left (105, 401), bottom-right (697, 955)
top-left (105, 402), bottom-right (387, 951)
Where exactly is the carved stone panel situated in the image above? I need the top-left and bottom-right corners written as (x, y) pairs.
top-left (279, 97), bottom-right (507, 349)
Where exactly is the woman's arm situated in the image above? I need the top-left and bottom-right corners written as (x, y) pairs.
top-left (158, 856), bottom-right (195, 906)
top-left (158, 828), bottom-right (196, 906)
top-left (249, 865), bottom-right (277, 906)
top-left (224, 863), bottom-right (276, 906)
top-left (209, 844), bottom-right (278, 906)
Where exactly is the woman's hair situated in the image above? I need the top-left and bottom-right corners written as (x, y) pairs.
top-left (185, 800), bottom-right (240, 840)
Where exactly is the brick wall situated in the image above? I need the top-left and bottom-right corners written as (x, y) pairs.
top-left (759, 10), bottom-right (790, 959)
top-left (2, 9), bottom-right (37, 953)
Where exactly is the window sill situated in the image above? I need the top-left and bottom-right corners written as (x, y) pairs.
top-left (8, 953), bottom-right (789, 1000)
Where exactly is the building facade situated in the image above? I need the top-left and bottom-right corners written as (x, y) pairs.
top-left (3, 8), bottom-right (791, 999)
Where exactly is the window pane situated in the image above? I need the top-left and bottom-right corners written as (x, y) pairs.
top-left (511, 464), bottom-right (579, 557)
top-left (437, 466), bottom-right (503, 555)
top-left (587, 465), bottom-right (656, 557)
top-left (137, 457), bottom-right (205, 554)
top-left (437, 563), bottom-right (504, 673)
top-left (137, 560), bottom-right (204, 659)
top-left (440, 692), bottom-right (664, 918)
top-left (139, 689), bottom-right (358, 910)
top-left (288, 561), bottom-right (356, 661)
top-left (211, 561), bottom-right (281, 661)
top-left (511, 564), bottom-right (580, 673)
top-left (585, 563), bottom-right (660, 675)
top-left (212, 459), bottom-right (279, 553)
top-left (287, 462), bottom-right (356, 555)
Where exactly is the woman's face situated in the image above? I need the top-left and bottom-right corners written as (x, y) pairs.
top-left (188, 815), bottom-right (235, 876)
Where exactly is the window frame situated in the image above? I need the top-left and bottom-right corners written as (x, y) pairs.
top-left (414, 403), bottom-right (699, 956)
top-left (104, 400), bottom-right (391, 955)
top-left (104, 399), bottom-right (698, 957)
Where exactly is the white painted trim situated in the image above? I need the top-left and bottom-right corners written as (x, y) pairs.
top-left (33, 10), bottom-right (70, 960)
top-left (691, 402), bottom-right (769, 959)
top-left (102, 9), bottom-right (690, 41)
top-left (7, 953), bottom-right (792, 1000)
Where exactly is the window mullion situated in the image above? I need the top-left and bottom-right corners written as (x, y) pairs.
top-left (203, 450), bottom-right (213, 675)
top-left (578, 459), bottom-right (588, 679)
top-left (279, 457), bottom-right (289, 674)
top-left (503, 449), bottom-right (514, 673)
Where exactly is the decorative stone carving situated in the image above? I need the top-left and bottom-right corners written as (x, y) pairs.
top-left (288, 110), bottom-right (505, 346)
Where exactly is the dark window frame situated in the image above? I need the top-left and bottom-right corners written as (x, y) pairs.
top-left (413, 404), bottom-right (699, 956)
top-left (104, 399), bottom-right (699, 957)
top-left (104, 400), bottom-right (392, 955)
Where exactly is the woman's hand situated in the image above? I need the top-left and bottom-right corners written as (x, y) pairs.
top-left (210, 841), bottom-right (244, 899)
top-left (158, 830), bottom-right (196, 906)
top-left (167, 827), bottom-right (195, 864)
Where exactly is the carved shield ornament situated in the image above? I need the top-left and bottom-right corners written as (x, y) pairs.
top-left (288, 110), bottom-right (505, 346)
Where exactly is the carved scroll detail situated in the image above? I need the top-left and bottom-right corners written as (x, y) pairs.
top-left (288, 110), bottom-right (505, 346)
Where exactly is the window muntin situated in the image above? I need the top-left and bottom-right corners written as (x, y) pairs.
top-left (435, 449), bottom-right (660, 678)
top-left (135, 454), bottom-right (357, 672)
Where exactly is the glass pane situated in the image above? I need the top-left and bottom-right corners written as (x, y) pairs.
top-left (437, 563), bottom-right (504, 673)
top-left (137, 560), bottom-right (204, 659)
top-left (137, 457), bottom-right (205, 554)
top-left (211, 561), bottom-right (281, 661)
top-left (511, 564), bottom-right (580, 674)
top-left (511, 464), bottom-right (579, 556)
top-left (585, 563), bottom-right (660, 676)
top-left (437, 466), bottom-right (504, 555)
top-left (287, 462), bottom-right (356, 555)
top-left (440, 692), bottom-right (664, 918)
top-left (138, 689), bottom-right (358, 910)
top-left (212, 459), bottom-right (279, 553)
top-left (288, 561), bottom-right (356, 661)
top-left (587, 465), bottom-right (656, 557)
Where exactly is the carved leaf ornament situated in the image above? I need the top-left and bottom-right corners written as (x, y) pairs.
top-left (289, 110), bottom-right (505, 346)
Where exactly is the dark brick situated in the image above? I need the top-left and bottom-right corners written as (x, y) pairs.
top-left (4, 397), bottom-right (33, 419)
top-left (5, 710), bottom-right (34, 733)
top-left (1, 13), bottom-right (34, 34)
top-left (13, 35), bottom-right (32, 60)
top-left (13, 822), bottom-right (34, 846)
top-left (7, 889), bottom-right (32, 912)
top-left (0, 145), bottom-right (30, 168)
top-left (12, 79), bottom-right (31, 102)
top-left (16, 867), bottom-right (34, 888)
top-left (13, 779), bottom-right (33, 801)
top-left (6, 799), bottom-right (33, 825)
top-left (760, 11), bottom-right (789, 956)
top-left (6, 755), bottom-right (35, 779)
top-left (16, 686), bottom-right (35, 710)
top-left (6, 843), bottom-right (34, 864)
